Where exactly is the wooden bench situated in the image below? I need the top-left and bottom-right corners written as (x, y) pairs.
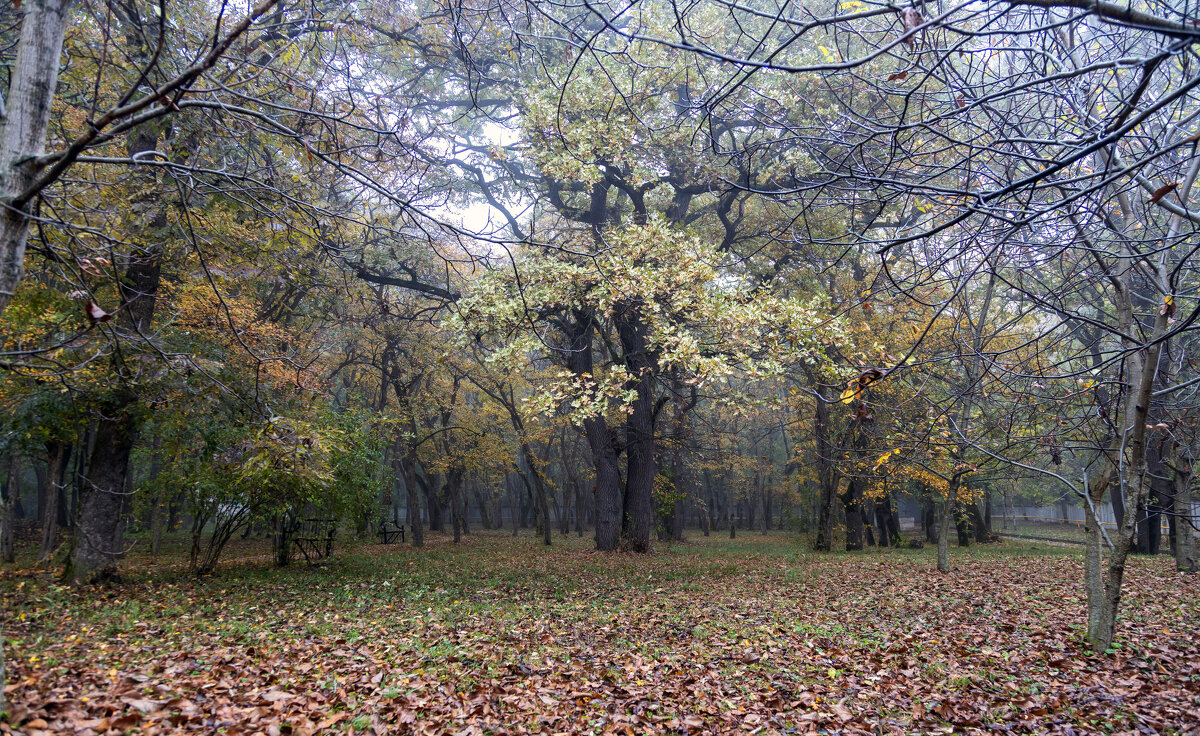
top-left (378, 520), bottom-right (405, 544)
top-left (292, 518), bottom-right (336, 563)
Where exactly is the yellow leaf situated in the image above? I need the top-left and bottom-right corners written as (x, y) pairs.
top-left (873, 450), bottom-right (893, 470)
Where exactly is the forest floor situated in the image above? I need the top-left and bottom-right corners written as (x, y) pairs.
top-left (2, 532), bottom-right (1198, 735)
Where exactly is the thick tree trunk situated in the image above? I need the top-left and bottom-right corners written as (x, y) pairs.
top-left (564, 313), bottom-right (622, 551)
top-left (618, 309), bottom-right (656, 553)
top-left (0, 0), bottom-right (76, 314)
top-left (69, 105), bottom-right (166, 583)
top-left (70, 423), bottom-right (96, 531)
top-left (417, 471), bottom-right (444, 532)
top-left (876, 493), bottom-right (901, 547)
top-left (71, 393), bottom-right (140, 583)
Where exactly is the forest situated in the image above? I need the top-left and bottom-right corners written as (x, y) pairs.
top-left (1, 0), bottom-right (1199, 733)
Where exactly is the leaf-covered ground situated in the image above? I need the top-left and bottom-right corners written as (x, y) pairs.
top-left (3, 533), bottom-right (1199, 735)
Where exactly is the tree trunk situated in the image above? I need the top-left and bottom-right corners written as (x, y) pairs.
top-left (507, 473), bottom-right (519, 537)
top-left (402, 455), bottom-right (424, 548)
top-left (876, 493), bottom-right (901, 547)
top-left (69, 105), bottom-right (167, 583)
top-left (71, 393), bottom-right (141, 583)
top-left (923, 498), bottom-right (938, 544)
top-left (814, 393), bottom-right (837, 552)
top-left (0, 0), bottom-right (76, 315)
top-left (70, 423), bottom-right (96, 531)
top-left (937, 478), bottom-right (961, 572)
top-left (446, 468), bottom-right (464, 543)
top-left (976, 496), bottom-right (991, 543)
top-left (39, 440), bottom-right (70, 562)
top-left (727, 481), bottom-right (736, 539)
top-left (841, 479), bottom-right (864, 551)
top-left (1, 455), bottom-right (18, 564)
top-left (473, 483), bottom-right (493, 530)
top-left (616, 307), bottom-right (656, 553)
top-left (955, 501), bottom-right (972, 548)
top-left (458, 476), bottom-right (470, 536)
top-left (1175, 456), bottom-right (1197, 573)
top-left (273, 514), bottom-right (291, 567)
top-left (417, 470), bottom-right (444, 533)
top-left (564, 312), bottom-right (622, 551)
top-left (1083, 485), bottom-right (1106, 640)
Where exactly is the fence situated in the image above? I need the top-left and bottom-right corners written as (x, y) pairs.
top-left (993, 502), bottom-right (1199, 533)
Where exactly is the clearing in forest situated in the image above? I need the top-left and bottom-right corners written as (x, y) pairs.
top-left (3, 533), bottom-right (1198, 735)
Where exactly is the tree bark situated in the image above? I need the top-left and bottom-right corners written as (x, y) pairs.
top-left (814, 393), bottom-right (837, 552)
top-left (446, 468), bottom-right (464, 543)
top-left (1175, 454), bottom-right (1197, 573)
top-left (617, 309), bottom-right (655, 553)
top-left (937, 477), bottom-right (963, 572)
top-left (39, 440), bottom-right (70, 562)
top-left (954, 501), bottom-right (972, 548)
top-left (937, 500), bottom-right (952, 572)
top-left (71, 393), bottom-right (139, 582)
top-left (0, 0), bottom-right (76, 314)
top-left (0, 455), bottom-right (16, 564)
top-left (841, 479), bottom-right (864, 551)
top-left (400, 448), bottom-right (424, 548)
top-left (69, 103), bottom-right (167, 583)
top-left (565, 313), bottom-right (622, 550)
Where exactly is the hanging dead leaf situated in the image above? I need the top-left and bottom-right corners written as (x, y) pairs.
top-left (858, 367), bottom-right (885, 387)
top-left (1148, 182), bottom-right (1178, 204)
top-left (900, 7), bottom-right (924, 47)
top-left (85, 300), bottom-right (113, 323)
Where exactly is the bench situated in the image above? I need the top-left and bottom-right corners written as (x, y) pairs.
top-left (291, 518), bottom-right (336, 563)
top-left (378, 520), bottom-right (406, 544)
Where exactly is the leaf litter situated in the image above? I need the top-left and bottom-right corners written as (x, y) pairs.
top-left (2, 535), bottom-right (1198, 735)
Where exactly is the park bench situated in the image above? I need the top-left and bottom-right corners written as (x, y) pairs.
top-left (378, 520), bottom-right (406, 544)
top-left (292, 518), bottom-right (336, 563)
